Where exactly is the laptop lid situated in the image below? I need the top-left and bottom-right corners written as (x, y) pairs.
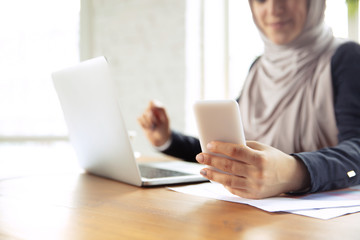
top-left (51, 57), bottom-right (206, 186)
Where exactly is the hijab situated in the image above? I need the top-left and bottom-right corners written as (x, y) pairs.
top-left (239, 0), bottom-right (343, 153)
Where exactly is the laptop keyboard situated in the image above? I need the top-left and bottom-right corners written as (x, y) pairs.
top-left (139, 165), bottom-right (191, 179)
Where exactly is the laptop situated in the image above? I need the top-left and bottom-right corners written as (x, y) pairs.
top-left (51, 56), bottom-right (207, 186)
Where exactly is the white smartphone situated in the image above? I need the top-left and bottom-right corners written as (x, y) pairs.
top-left (193, 99), bottom-right (246, 157)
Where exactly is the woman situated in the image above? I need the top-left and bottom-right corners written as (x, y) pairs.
top-left (138, 0), bottom-right (360, 199)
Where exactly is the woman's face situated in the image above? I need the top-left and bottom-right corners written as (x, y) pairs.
top-left (251, 0), bottom-right (308, 45)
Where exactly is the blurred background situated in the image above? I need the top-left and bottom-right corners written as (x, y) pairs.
top-left (0, 0), bottom-right (358, 157)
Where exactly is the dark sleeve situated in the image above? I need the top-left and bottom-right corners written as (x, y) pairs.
top-left (293, 42), bottom-right (360, 193)
top-left (161, 131), bottom-right (201, 162)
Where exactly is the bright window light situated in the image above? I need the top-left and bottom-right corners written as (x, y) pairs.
top-left (0, 0), bottom-right (79, 138)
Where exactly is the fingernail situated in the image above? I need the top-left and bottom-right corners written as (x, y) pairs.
top-left (196, 154), bottom-right (204, 163)
top-left (200, 169), bottom-right (207, 176)
top-left (207, 142), bottom-right (214, 150)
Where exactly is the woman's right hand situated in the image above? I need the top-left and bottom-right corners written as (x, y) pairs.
top-left (137, 100), bottom-right (171, 147)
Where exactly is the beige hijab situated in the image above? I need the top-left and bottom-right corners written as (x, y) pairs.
top-left (239, 0), bottom-right (343, 153)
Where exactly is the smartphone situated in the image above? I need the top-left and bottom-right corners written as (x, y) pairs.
top-left (193, 99), bottom-right (246, 157)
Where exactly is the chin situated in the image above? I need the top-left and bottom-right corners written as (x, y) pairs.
top-left (269, 36), bottom-right (293, 45)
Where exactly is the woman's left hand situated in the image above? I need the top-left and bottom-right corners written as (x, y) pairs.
top-left (195, 140), bottom-right (310, 199)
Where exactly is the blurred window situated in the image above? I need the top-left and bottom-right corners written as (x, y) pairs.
top-left (0, 0), bottom-right (79, 140)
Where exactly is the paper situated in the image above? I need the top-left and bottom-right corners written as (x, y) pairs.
top-left (289, 206), bottom-right (360, 220)
top-left (168, 183), bottom-right (360, 219)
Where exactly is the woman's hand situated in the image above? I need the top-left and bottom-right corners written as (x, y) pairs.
top-left (195, 141), bottom-right (310, 199)
top-left (137, 100), bottom-right (171, 147)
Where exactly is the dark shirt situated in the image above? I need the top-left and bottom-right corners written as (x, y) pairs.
top-left (162, 42), bottom-right (360, 193)
top-left (294, 42), bottom-right (360, 193)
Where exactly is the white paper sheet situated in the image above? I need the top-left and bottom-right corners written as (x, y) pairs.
top-left (289, 206), bottom-right (360, 220)
top-left (168, 182), bottom-right (360, 219)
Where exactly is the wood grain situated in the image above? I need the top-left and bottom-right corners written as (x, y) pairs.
top-left (1, 171), bottom-right (359, 240)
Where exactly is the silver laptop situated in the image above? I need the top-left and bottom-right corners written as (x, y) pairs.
top-left (51, 56), bottom-right (207, 186)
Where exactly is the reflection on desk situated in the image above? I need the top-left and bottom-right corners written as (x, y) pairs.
top-left (1, 143), bottom-right (360, 240)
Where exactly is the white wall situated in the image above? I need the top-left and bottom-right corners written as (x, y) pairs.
top-left (80, 0), bottom-right (186, 156)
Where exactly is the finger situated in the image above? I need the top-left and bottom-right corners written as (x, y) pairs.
top-left (200, 167), bottom-right (265, 199)
top-left (200, 167), bottom-right (248, 190)
top-left (196, 153), bottom-right (249, 177)
top-left (246, 140), bottom-right (268, 151)
top-left (149, 100), bottom-right (165, 114)
top-left (137, 115), bottom-right (152, 130)
top-left (150, 103), bottom-right (167, 123)
top-left (224, 186), bottom-right (261, 200)
top-left (146, 110), bottom-right (158, 129)
top-left (138, 111), bottom-right (157, 130)
top-left (157, 108), bottom-right (168, 123)
top-left (206, 141), bottom-right (259, 165)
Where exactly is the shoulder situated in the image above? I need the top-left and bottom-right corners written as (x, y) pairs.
top-left (331, 42), bottom-right (360, 142)
top-left (331, 41), bottom-right (360, 87)
top-left (332, 41), bottom-right (360, 66)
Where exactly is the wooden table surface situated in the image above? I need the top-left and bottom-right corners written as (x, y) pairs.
top-left (0, 143), bottom-right (359, 240)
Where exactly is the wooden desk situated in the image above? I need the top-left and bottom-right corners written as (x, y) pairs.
top-left (1, 143), bottom-right (360, 240)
